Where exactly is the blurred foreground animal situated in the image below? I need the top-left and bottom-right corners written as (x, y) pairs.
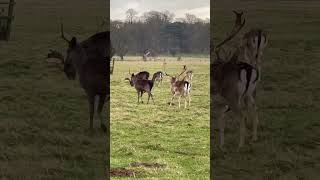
top-left (46, 22), bottom-right (110, 132)
top-left (212, 10), bottom-right (267, 149)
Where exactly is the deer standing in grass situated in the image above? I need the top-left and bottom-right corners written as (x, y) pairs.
top-left (46, 23), bottom-right (110, 132)
top-left (166, 73), bottom-right (191, 109)
top-left (212, 11), bottom-right (267, 149)
top-left (125, 73), bottom-right (155, 104)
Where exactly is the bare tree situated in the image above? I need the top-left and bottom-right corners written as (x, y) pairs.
top-left (126, 8), bottom-right (138, 24)
top-left (111, 21), bottom-right (129, 60)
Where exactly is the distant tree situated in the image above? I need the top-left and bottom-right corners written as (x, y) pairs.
top-left (111, 9), bottom-right (210, 57)
top-left (110, 21), bottom-right (129, 60)
top-left (185, 13), bottom-right (202, 24)
top-left (126, 9), bottom-right (138, 24)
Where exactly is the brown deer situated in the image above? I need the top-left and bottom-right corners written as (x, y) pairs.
top-left (46, 23), bottom-right (110, 132)
top-left (125, 73), bottom-right (155, 104)
top-left (166, 73), bottom-right (191, 109)
top-left (212, 11), bottom-right (263, 149)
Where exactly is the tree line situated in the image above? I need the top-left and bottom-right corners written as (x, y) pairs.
top-left (111, 9), bottom-right (210, 60)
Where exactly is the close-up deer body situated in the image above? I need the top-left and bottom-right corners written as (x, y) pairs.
top-left (47, 22), bottom-right (110, 132)
top-left (212, 11), bottom-right (267, 149)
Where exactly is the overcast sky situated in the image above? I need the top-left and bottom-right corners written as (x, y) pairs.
top-left (111, 0), bottom-right (210, 21)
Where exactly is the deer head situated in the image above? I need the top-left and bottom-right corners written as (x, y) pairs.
top-left (59, 21), bottom-right (87, 80)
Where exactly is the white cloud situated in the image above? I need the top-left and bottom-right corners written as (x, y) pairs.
top-left (111, 0), bottom-right (210, 20)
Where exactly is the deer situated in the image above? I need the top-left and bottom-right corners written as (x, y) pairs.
top-left (125, 73), bottom-right (155, 104)
top-left (152, 71), bottom-right (164, 86)
top-left (177, 65), bottom-right (193, 84)
top-left (212, 11), bottom-right (265, 149)
top-left (165, 73), bottom-right (191, 109)
top-left (128, 69), bottom-right (150, 80)
top-left (46, 22), bottom-right (110, 132)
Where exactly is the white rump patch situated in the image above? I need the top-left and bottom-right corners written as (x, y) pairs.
top-left (184, 82), bottom-right (191, 96)
top-left (239, 69), bottom-right (247, 95)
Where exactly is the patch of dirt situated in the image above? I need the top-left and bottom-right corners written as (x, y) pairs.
top-left (110, 167), bottom-right (141, 177)
top-left (130, 162), bottom-right (167, 168)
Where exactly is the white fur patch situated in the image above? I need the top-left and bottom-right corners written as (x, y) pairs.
top-left (246, 69), bottom-right (257, 95)
top-left (239, 69), bottom-right (247, 95)
top-left (184, 82), bottom-right (191, 96)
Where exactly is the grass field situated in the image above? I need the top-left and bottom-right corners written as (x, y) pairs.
top-left (212, 1), bottom-right (320, 179)
top-left (110, 58), bottom-right (210, 179)
top-left (0, 0), bottom-right (108, 179)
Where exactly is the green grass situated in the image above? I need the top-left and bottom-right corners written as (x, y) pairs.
top-left (111, 59), bottom-right (210, 179)
top-left (0, 0), bottom-right (107, 179)
top-left (212, 1), bottom-right (320, 179)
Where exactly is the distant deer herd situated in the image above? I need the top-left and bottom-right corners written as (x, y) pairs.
top-left (45, 10), bottom-right (267, 149)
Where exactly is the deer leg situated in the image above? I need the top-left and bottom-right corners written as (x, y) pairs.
top-left (218, 107), bottom-right (226, 149)
top-left (234, 107), bottom-right (246, 148)
top-left (178, 96), bottom-right (181, 108)
top-left (247, 96), bottom-right (258, 142)
top-left (88, 94), bottom-right (95, 130)
top-left (147, 91), bottom-right (150, 104)
top-left (252, 106), bottom-right (259, 142)
top-left (140, 92), bottom-right (144, 103)
top-left (137, 91), bottom-right (140, 103)
top-left (98, 94), bottom-right (107, 132)
top-left (170, 94), bottom-right (176, 106)
top-left (150, 93), bottom-right (155, 104)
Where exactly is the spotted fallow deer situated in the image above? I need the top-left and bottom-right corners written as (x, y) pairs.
top-left (165, 72), bottom-right (191, 109)
top-left (212, 11), bottom-right (265, 149)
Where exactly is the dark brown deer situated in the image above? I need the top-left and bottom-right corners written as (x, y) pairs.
top-left (47, 23), bottom-right (110, 132)
top-left (125, 73), bottom-right (155, 104)
top-left (128, 69), bottom-right (150, 80)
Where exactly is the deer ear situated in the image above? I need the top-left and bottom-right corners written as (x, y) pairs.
top-left (70, 37), bottom-right (77, 48)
